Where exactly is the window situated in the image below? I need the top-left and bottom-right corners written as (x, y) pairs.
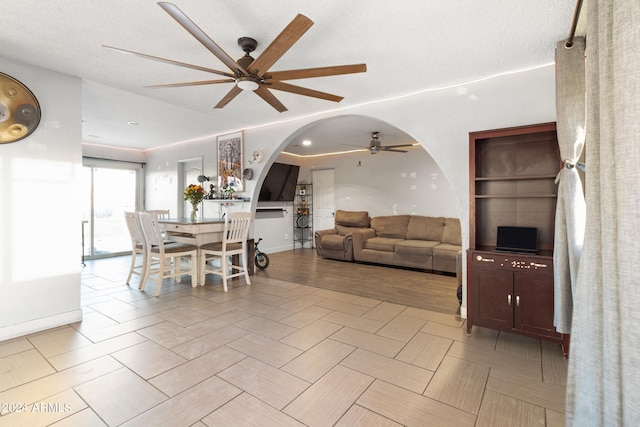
top-left (82, 158), bottom-right (144, 259)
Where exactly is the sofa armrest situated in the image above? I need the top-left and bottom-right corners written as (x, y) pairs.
top-left (315, 229), bottom-right (338, 238)
top-left (352, 228), bottom-right (376, 260)
top-left (314, 228), bottom-right (337, 250)
top-left (339, 228), bottom-right (367, 238)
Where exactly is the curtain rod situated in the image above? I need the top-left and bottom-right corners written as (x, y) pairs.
top-left (566, 0), bottom-right (584, 48)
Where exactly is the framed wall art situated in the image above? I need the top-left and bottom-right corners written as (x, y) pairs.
top-left (217, 131), bottom-right (243, 192)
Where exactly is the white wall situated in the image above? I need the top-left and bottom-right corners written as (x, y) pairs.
top-left (0, 57), bottom-right (83, 341)
top-left (143, 134), bottom-right (266, 217)
top-left (296, 145), bottom-right (458, 218)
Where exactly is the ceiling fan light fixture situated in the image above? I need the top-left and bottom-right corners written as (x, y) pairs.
top-left (105, 7), bottom-right (366, 112)
top-left (236, 77), bottom-right (259, 91)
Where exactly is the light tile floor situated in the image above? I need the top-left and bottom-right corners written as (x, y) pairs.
top-left (0, 256), bottom-right (567, 426)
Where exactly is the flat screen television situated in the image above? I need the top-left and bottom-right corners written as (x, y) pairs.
top-left (258, 162), bottom-right (300, 202)
top-left (495, 226), bottom-right (538, 254)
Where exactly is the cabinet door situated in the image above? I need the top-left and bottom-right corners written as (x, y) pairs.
top-left (514, 271), bottom-right (560, 339)
top-left (472, 267), bottom-right (513, 330)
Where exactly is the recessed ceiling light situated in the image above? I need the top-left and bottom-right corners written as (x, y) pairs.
top-left (127, 121), bottom-right (140, 126)
top-left (302, 140), bottom-right (312, 146)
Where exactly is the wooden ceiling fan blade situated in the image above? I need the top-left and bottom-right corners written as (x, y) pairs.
top-left (268, 82), bottom-right (343, 102)
top-left (250, 14), bottom-right (313, 76)
top-left (254, 86), bottom-right (288, 112)
top-left (214, 86), bottom-right (243, 109)
top-left (102, 45), bottom-right (235, 78)
top-left (157, 2), bottom-right (247, 75)
top-left (384, 144), bottom-right (414, 148)
top-left (146, 79), bottom-right (235, 88)
top-left (380, 147), bottom-right (408, 153)
top-left (267, 64), bottom-right (367, 81)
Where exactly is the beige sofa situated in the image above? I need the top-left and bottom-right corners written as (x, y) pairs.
top-left (314, 210), bottom-right (371, 261)
top-left (352, 215), bottom-right (462, 273)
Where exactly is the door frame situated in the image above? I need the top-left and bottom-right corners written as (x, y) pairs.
top-left (312, 168), bottom-right (336, 243)
top-left (82, 157), bottom-right (145, 259)
top-left (177, 157), bottom-right (203, 218)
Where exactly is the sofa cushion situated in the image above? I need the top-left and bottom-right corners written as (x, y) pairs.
top-left (335, 224), bottom-right (360, 236)
top-left (432, 243), bottom-right (461, 257)
top-left (370, 215), bottom-right (410, 238)
top-left (442, 218), bottom-right (462, 245)
top-left (322, 234), bottom-right (349, 250)
top-left (363, 237), bottom-right (404, 252)
top-left (406, 216), bottom-right (445, 241)
top-left (433, 244), bottom-right (461, 273)
top-left (395, 240), bottom-right (440, 257)
top-left (335, 210), bottom-right (370, 228)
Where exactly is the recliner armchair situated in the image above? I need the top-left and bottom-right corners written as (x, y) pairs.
top-left (315, 210), bottom-right (371, 261)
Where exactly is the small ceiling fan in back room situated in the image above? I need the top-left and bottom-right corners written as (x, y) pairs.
top-left (102, 2), bottom-right (367, 112)
top-left (365, 132), bottom-right (413, 154)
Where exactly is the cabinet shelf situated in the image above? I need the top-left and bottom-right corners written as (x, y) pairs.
top-left (475, 194), bottom-right (557, 199)
top-left (475, 174), bottom-right (557, 181)
top-left (293, 184), bottom-right (313, 249)
top-left (204, 198), bottom-right (249, 203)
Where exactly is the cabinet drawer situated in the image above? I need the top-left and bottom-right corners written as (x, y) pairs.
top-left (471, 251), bottom-right (552, 272)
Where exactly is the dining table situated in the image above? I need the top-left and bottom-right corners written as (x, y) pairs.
top-left (159, 217), bottom-right (226, 246)
top-left (158, 217), bottom-right (255, 284)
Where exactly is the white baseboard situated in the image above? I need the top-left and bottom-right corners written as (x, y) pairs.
top-left (0, 310), bottom-right (83, 342)
top-left (460, 306), bottom-right (467, 319)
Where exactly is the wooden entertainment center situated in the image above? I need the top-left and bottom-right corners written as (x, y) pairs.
top-left (466, 122), bottom-right (565, 346)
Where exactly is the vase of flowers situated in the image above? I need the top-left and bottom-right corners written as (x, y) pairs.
top-left (184, 184), bottom-right (205, 221)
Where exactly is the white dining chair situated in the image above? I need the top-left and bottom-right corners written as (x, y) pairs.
top-left (199, 211), bottom-right (253, 291)
top-left (137, 211), bottom-right (199, 296)
top-left (146, 209), bottom-right (171, 241)
top-left (124, 211), bottom-right (147, 287)
top-left (146, 209), bottom-right (170, 220)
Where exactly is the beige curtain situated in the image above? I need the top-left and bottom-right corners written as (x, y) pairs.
top-left (566, 1), bottom-right (640, 425)
top-left (554, 37), bottom-right (586, 334)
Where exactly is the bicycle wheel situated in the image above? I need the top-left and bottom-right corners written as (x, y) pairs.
top-left (255, 252), bottom-right (270, 270)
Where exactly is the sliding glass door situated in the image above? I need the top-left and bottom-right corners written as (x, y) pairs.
top-left (82, 158), bottom-right (144, 259)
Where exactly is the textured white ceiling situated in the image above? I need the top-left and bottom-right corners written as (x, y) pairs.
top-left (0, 0), bottom-right (581, 153)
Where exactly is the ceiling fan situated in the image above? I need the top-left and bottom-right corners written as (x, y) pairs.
top-left (102, 2), bottom-right (366, 113)
top-left (366, 132), bottom-right (413, 154)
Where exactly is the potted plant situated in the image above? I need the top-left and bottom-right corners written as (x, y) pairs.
top-left (221, 184), bottom-right (235, 199)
